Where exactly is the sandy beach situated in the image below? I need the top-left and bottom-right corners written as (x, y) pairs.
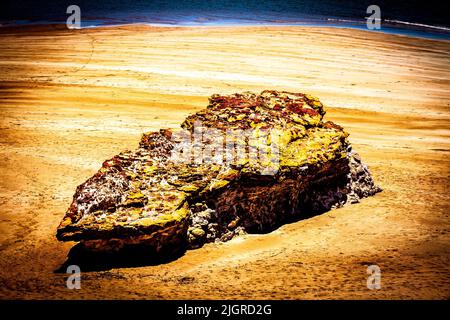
top-left (0, 24), bottom-right (449, 299)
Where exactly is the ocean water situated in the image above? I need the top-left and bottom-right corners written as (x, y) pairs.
top-left (2, 0), bottom-right (450, 40)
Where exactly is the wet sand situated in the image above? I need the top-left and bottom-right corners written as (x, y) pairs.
top-left (0, 24), bottom-right (449, 299)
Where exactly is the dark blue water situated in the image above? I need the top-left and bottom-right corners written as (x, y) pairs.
top-left (2, 0), bottom-right (450, 40)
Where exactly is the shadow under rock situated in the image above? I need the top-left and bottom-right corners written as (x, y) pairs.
top-left (55, 242), bottom-right (186, 273)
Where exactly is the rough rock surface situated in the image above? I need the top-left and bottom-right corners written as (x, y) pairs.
top-left (57, 91), bottom-right (381, 252)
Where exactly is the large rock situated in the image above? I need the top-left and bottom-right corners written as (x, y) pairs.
top-left (57, 91), bottom-right (381, 252)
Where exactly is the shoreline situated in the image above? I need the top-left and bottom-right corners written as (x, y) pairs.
top-left (1, 21), bottom-right (450, 41)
